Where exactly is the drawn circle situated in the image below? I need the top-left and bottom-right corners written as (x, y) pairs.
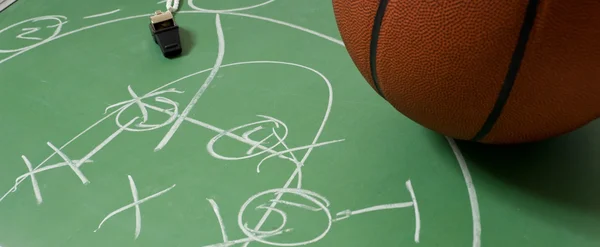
top-left (114, 93), bottom-right (181, 132)
top-left (0, 15), bottom-right (67, 53)
top-left (207, 115), bottom-right (289, 160)
top-left (237, 188), bottom-right (332, 246)
top-left (187, 0), bottom-right (275, 13)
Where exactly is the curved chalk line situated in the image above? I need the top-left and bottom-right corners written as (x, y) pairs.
top-left (187, 0), bottom-right (275, 13)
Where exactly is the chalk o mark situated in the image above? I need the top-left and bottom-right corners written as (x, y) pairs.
top-left (0, 15), bottom-right (67, 53)
top-left (104, 86), bottom-right (184, 132)
top-left (187, 0), bottom-right (275, 13)
top-left (238, 188), bottom-right (332, 246)
top-left (207, 115), bottom-right (288, 161)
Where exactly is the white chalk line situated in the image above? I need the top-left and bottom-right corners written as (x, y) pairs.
top-left (154, 13), bottom-right (225, 151)
top-left (332, 201), bottom-right (414, 223)
top-left (207, 198), bottom-right (228, 243)
top-left (406, 179), bottom-right (420, 243)
top-left (446, 137), bottom-right (481, 247)
top-left (127, 85), bottom-right (150, 123)
top-left (128, 175), bottom-right (142, 239)
top-left (77, 117), bottom-right (139, 169)
top-left (187, 0), bottom-right (275, 13)
top-left (242, 60), bottom-right (334, 246)
top-left (353, 202), bottom-right (414, 216)
top-left (269, 199), bottom-right (321, 212)
top-left (202, 230), bottom-right (290, 247)
top-left (255, 139), bottom-right (344, 173)
top-left (271, 130), bottom-right (302, 189)
top-left (20, 155), bottom-right (41, 204)
top-left (246, 133), bottom-right (273, 155)
top-left (83, 9), bottom-right (121, 19)
top-left (46, 21), bottom-right (67, 28)
top-left (94, 176), bottom-right (176, 236)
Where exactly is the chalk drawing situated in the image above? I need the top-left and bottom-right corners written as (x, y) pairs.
top-left (332, 180), bottom-right (419, 235)
top-left (46, 142), bottom-right (90, 184)
top-left (237, 188), bottom-right (332, 246)
top-left (94, 175), bottom-right (176, 239)
top-left (1, 118), bottom-right (136, 204)
top-left (0, 15), bottom-right (67, 53)
top-left (83, 9), bottom-right (121, 19)
top-left (187, 0), bottom-right (275, 13)
top-left (446, 137), bottom-right (481, 247)
top-left (20, 155), bottom-right (42, 204)
top-left (16, 27), bottom-right (42, 40)
top-left (154, 13), bottom-right (225, 152)
top-left (208, 199), bottom-right (229, 243)
top-left (206, 115), bottom-right (290, 161)
top-left (105, 87), bottom-right (184, 132)
top-left (0, 4), bottom-right (481, 247)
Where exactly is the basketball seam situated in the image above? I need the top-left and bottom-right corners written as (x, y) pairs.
top-left (369, 0), bottom-right (390, 98)
top-left (471, 0), bottom-right (541, 141)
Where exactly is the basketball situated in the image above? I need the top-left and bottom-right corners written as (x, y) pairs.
top-left (332, 0), bottom-right (600, 144)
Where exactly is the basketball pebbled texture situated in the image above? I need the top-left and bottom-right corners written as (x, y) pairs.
top-left (332, 0), bottom-right (600, 144)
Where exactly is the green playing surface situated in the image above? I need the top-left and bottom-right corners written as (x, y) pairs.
top-left (0, 0), bottom-right (598, 247)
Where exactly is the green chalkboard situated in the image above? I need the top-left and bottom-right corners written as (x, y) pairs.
top-left (0, 0), bottom-right (599, 247)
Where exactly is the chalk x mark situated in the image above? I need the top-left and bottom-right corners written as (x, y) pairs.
top-left (15, 159), bottom-right (93, 204)
top-left (4, 118), bottom-right (136, 204)
top-left (83, 9), bottom-right (121, 19)
top-left (94, 175), bottom-right (176, 239)
top-left (46, 142), bottom-right (90, 184)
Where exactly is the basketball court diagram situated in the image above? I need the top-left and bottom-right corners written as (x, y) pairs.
top-left (0, 1), bottom-right (482, 247)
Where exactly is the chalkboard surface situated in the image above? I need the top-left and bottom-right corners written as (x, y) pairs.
top-left (0, 1), bottom-right (599, 247)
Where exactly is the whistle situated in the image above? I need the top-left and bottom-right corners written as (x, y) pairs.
top-left (149, 10), bottom-right (182, 58)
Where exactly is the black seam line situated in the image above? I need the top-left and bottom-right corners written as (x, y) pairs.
top-left (471, 0), bottom-right (540, 141)
top-left (369, 0), bottom-right (389, 98)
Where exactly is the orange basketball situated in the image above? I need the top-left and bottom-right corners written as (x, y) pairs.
top-left (332, 0), bottom-right (600, 144)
